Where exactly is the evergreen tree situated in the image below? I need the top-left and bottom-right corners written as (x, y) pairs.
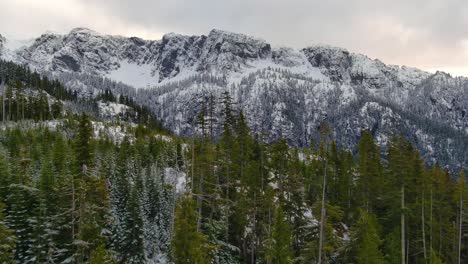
top-left (6, 184), bottom-right (40, 263)
top-left (0, 153), bottom-right (11, 201)
top-left (0, 200), bottom-right (16, 263)
top-left (265, 206), bottom-right (293, 264)
top-left (172, 196), bottom-right (210, 264)
top-left (89, 244), bottom-right (116, 264)
top-left (345, 209), bottom-right (384, 263)
top-left (455, 170), bottom-right (466, 264)
top-left (122, 185), bottom-right (145, 263)
top-left (75, 113), bottom-right (94, 171)
top-left (357, 130), bottom-right (384, 213)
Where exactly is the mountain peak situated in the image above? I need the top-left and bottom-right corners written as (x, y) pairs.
top-left (303, 44), bottom-right (350, 55)
top-left (161, 32), bottom-right (192, 42)
top-left (69, 27), bottom-right (99, 35)
top-left (207, 29), bottom-right (266, 44)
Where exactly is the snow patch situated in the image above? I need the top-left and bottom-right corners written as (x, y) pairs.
top-left (106, 61), bottom-right (159, 89)
top-left (98, 101), bottom-right (129, 117)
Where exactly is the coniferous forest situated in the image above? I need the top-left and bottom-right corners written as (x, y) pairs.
top-left (0, 60), bottom-right (467, 264)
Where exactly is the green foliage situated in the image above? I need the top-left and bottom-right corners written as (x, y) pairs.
top-left (345, 209), bottom-right (384, 264)
top-left (89, 244), bottom-right (116, 264)
top-left (265, 206), bottom-right (293, 264)
top-left (0, 200), bottom-right (16, 263)
top-left (74, 113), bottom-right (94, 168)
top-left (172, 196), bottom-right (211, 264)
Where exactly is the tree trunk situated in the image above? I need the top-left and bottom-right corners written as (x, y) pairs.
top-left (430, 189), bottom-right (433, 264)
top-left (401, 185), bottom-right (405, 264)
top-left (422, 191), bottom-right (427, 262)
top-left (8, 94), bottom-right (11, 122)
top-left (251, 192), bottom-right (257, 264)
top-left (2, 85), bottom-right (4, 124)
top-left (225, 165), bottom-right (230, 241)
top-left (197, 168), bottom-right (204, 232)
top-left (170, 148), bottom-right (178, 238)
top-left (191, 136), bottom-right (195, 192)
top-left (318, 163), bottom-right (327, 264)
top-left (458, 196), bottom-right (463, 264)
top-left (71, 177), bottom-right (76, 243)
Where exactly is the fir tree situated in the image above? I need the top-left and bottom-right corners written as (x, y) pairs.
top-left (345, 209), bottom-right (385, 264)
top-left (89, 244), bottom-right (116, 264)
top-left (265, 206), bottom-right (293, 264)
top-left (0, 200), bottom-right (16, 263)
top-left (75, 113), bottom-right (94, 172)
top-left (172, 195), bottom-right (210, 264)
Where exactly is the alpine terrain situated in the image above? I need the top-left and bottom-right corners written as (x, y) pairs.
top-left (1, 28), bottom-right (466, 169)
top-left (0, 27), bottom-right (466, 264)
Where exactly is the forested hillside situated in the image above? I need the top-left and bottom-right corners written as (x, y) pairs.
top-left (2, 28), bottom-right (467, 171)
top-left (0, 60), bottom-right (466, 264)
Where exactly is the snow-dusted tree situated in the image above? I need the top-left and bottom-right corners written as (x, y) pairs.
top-left (6, 184), bottom-right (40, 263)
top-left (142, 164), bottom-right (174, 263)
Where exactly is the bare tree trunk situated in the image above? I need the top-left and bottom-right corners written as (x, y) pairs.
top-left (1, 85), bottom-right (4, 125)
top-left (402, 185), bottom-right (405, 264)
top-left (267, 209), bottom-right (271, 264)
top-left (197, 169), bottom-right (204, 232)
top-left (458, 196), bottom-right (463, 264)
top-left (430, 189), bottom-right (433, 264)
top-left (8, 93), bottom-right (11, 122)
top-left (318, 163), bottom-right (327, 264)
top-left (71, 176), bottom-right (76, 243)
top-left (406, 238), bottom-right (409, 264)
top-left (191, 132), bottom-right (195, 192)
top-left (225, 166), bottom-right (230, 241)
top-left (439, 215), bottom-right (442, 256)
top-left (251, 192), bottom-right (257, 264)
top-left (21, 96), bottom-right (24, 121)
top-left (170, 149), bottom-right (178, 238)
top-left (422, 191), bottom-right (427, 262)
top-left (348, 171), bottom-right (351, 211)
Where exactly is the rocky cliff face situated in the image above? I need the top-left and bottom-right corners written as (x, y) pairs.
top-left (1, 28), bottom-right (467, 169)
top-left (5, 28), bottom-right (275, 83)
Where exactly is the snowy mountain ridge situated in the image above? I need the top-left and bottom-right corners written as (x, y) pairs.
top-left (1, 28), bottom-right (467, 169)
top-left (1, 28), bottom-right (430, 88)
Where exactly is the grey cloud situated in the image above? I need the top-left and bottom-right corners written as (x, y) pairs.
top-left (0, 0), bottom-right (467, 76)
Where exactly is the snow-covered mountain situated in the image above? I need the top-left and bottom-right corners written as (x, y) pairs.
top-left (1, 28), bottom-right (467, 169)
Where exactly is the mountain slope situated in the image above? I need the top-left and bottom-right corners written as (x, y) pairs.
top-left (1, 28), bottom-right (467, 169)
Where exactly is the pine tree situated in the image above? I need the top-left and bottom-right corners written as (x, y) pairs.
top-left (345, 209), bottom-right (384, 263)
top-left (6, 184), bottom-right (40, 263)
top-left (0, 200), bottom-right (16, 263)
top-left (387, 136), bottom-right (410, 264)
top-left (172, 195), bottom-right (210, 264)
top-left (6, 84), bottom-right (12, 121)
top-left (27, 202), bottom-right (54, 263)
top-left (122, 185), bottom-right (145, 264)
top-left (357, 130), bottom-right (384, 213)
top-left (142, 164), bottom-right (173, 262)
top-left (455, 170), bottom-right (466, 264)
top-left (265, 206), bottom-right (293, 264)
top-left (75, 113), bottom-right (94, 172)
top-left (78, 175), bottom-right (113, 262)
top-left (15, 80), bottom-right (24, 121)
top-left (89, 244), bottom-right (116, 264)
top-left (0, 153), bottom-right (11, 201)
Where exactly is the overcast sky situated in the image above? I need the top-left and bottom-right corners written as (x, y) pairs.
top-left (1, 0), bottom-right (468, 76)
